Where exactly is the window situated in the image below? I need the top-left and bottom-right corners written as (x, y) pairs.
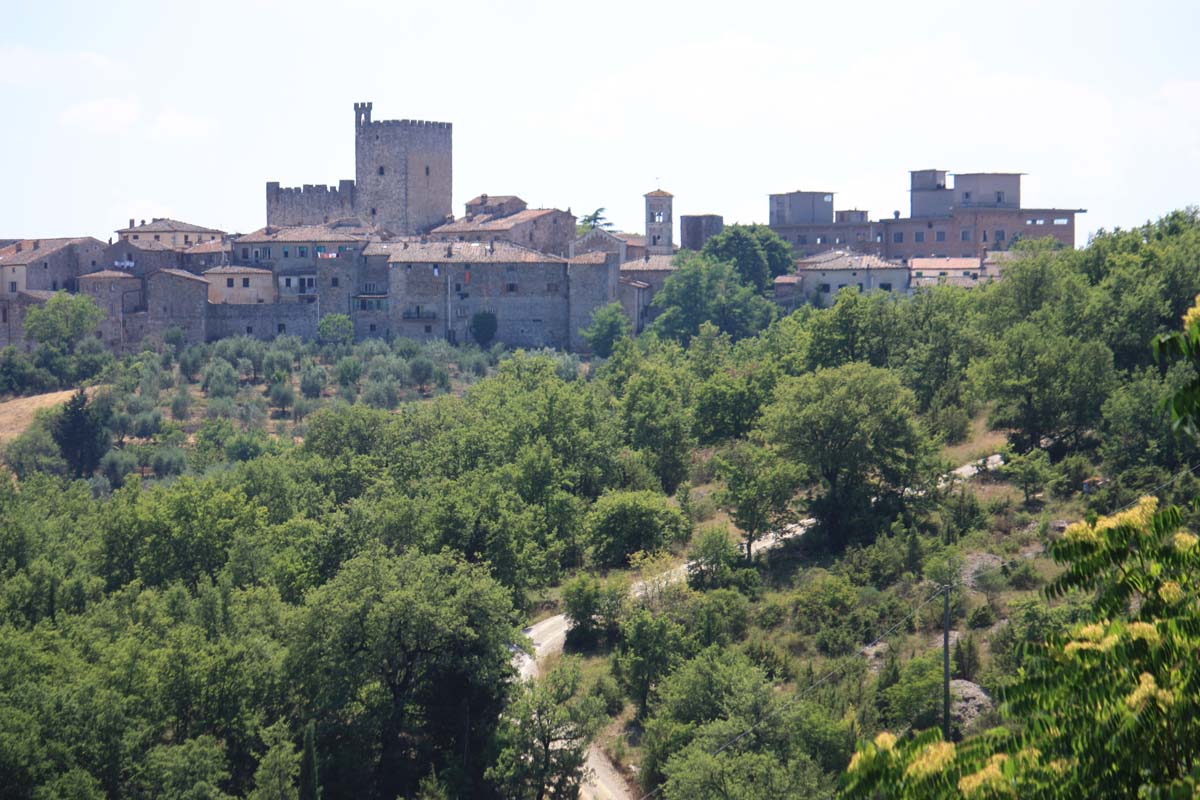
top-left (818, 283), bottom-right (831, 293)
top-left (242, 278), bottom-right (250, 288)
top-left (857, 282), bottom-right (864, 291)
top-left (331, 277), bottom-right (339, 287)
top-left (962, 191), bottom-right (972, 202)
top-left (546, 282), bottom-right (559, 293)
top-left (654, 211), bottom-right (664, 223)
top-left (962, 271), bottom-right (972, 277)
top-left (996, 230), bottom-right (1006, 241)
top-left (369, 323), bottom-right (377, 333)
top-left (154, 234), bottom-right (160, 241)
top-left (298, 246), bottom-right (307, 258)
top-left (264, 247), bottom-right (271, 258)
top-left (892, 232), bottom-right (904, 243)
top-left (935, 230), bottom-right (946, 242)
top-left (226, 278), bottom-right (234, 288)
top-left (797, 234), bottom-right (808, 245)
top-left (960, 230), bottom-right (972, 242)
top-left (184, 235), bottom-right (190, 244)
top-left (914, 271), bottom-right (924, 277)
top-left (253, 249), bottom-right (260, 260)
top-left (285, 277), bottom-right (292, 288)
top-left (982, 230), bottom-right (988, 242)
top-left (282, 248), bottom-right (289, 258)
top-left (424, 325), bottom-right (432, 333)
top-left (371, 208), bottom-right (377, 216)
top-left (816, 236), bottom-right (825, 245)
top-left (246, 326), bottom-right (253, 334)
top-left (914, 231), bottom-right (925, 243)
top-left (506, 282), bottom-right (518, 293)
top-left (996, 191), bottom-right (1005, 204)
top-left (1053, 218), bottom-right (1069, 225)
top-left (242, 247), bottom-right (249, 259)
top-left (277, 324), bottom-right (286, 334)
top-left (378, 166), bottom-right (386, 176)
top-left (425, 166), bottom-right (430, 176)
top-left (880, 282), bottom-right (892, 291)
top-left (7, 282), bottom-right (14, 293)
top-left (454, 282), bottom-right (462, 292)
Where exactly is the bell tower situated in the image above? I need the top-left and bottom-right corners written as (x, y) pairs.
top-left (645, 189), bottom-right (673, 255)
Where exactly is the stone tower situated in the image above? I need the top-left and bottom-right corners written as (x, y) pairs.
top-left (354, 101), bottom-right (453, 235)
top-left (645, 189), bottom-right (673, 255)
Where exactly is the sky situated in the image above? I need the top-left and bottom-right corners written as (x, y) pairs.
top-left (4, 0), bottom-right (1199, 246)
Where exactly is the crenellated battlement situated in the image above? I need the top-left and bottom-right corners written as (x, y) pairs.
top-left (361, 119), bottom-right (452, 131)
top-left (268, 180), bottom-right (356, 198)
top-left (266, 179), bottom-right (356, 227)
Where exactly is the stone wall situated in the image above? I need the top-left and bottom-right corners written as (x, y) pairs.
top-left (356, 118), bottom-right (452, 234)
top-left (146, 270), bottom-right (209, 346)
top-left (567, 254), bottom-right (619, 352)
top-left (265, 181), bottom-right (357, 227)
top-left (205, 301), bottom-right (318, 342)
top-left (680, 215), bottom-right (724, 251)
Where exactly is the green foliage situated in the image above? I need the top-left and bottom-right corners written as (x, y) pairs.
top-left (700, 224), bottom-right (771, 292)
top-left (621, 362), bottom-right (694, 493)
top-left (469, 310), bottom-right (498, 346)
top-left (1000, 447), bottom-right (1053, 505)
top-left (248, 721), bottom-right (299, 800)
top-left (562, 573), bottom-right (624, 647)
top-left (316, 314), bottom-right (353, 347)
top-left (586, 490), bottom-right (689, 567)
top-left (486, 658), bottom-right (604, 800)
top-left (650, 253), bottom-right (777, 344)
top-left (715, 441), bottom-right (801, 560)
top-left (581, 301), bottom-right (630, 358)
top-left (23, 292), bottom-right (105, 353)
top-left (51, 389), bottom-right (109, 477)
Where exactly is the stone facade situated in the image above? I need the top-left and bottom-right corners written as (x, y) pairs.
top-left (116, 218), bottom-right (224, 248)
top-left (99, 238), bottom-right (183, 277)
top-left (146, 269), bottom-right (209, 346)
top-left (770, 170), bottom-right (1083, 262)
top-left (645, 190), bottom-right (674, 255)
top-left (266, 102), bottom-right (452, 235)
top-left (78, 271), bottom-right (144, 350)
top-left (430, 196), bottom-right (575, 257)
top-left (206, 301), bottom-right (318, 342)
top-left (203, 266), bottom-right (277, 305)
top-left (680, 214), bottom-right (723, 251)
top-left (0, 238), bottom-right (106, 294)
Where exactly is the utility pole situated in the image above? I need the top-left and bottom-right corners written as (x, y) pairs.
top-left (943, 584), bottom-right (952, 741)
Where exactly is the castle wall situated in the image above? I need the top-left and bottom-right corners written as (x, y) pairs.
top-left (206, 301), bottom-right (318, 342)
top-left (265, 180), bottom-right (356, 227)
top-left (356, 119), bottom-right (452, 234)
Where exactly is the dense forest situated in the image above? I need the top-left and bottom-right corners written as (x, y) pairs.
top-left (2, 211), bottom-right (1200, 799)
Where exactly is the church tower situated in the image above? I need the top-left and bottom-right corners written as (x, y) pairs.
top-left (645, 189), bottom-right (673, 255)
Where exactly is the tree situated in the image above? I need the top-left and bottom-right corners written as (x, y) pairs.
top-left (701, 225), bottom-right (771, 292)
top-left (614, 608), bottom-right (687, 716)
top-left (409, 356), bottom-right (434, 391)
top-left (299, 364), bottom-right (326, 400)
top-left (579, 208), bottom-right (612, 231)
top-left (562, 573), bottom-right (625, 647)
top-left (650, 253), bottom-right (776, 344)
top-left (580, 302), bottom-right (630, 358)
top-left (1000, 447), bottom-right (1052, 505)
top-left (621, 363), bottom-right (694, 494)
top-left (762, 363), bottom-right (933, 545)
top-left (289, 548), bottom-right (517, 799)
top-left (23, 292), bottom-right (104, 354)
top-left (470, 311), bottom-right (498, 346)
top-left (715, 442), bottom-right (802, 561)
top-left (298, 721), bottom-right (320, 800)
top-left (317, 314), bottom-right (354, 347)
top-left (586, 490), bottom-right (689, 568)
top-left (687, 526), bottom-right (738, 590)
top-left (51, 389), bottom-right (109, 478)
top-left (248, 721), bottom-right (299, 800)
top-left (486, 658), bottom-right (605, 800)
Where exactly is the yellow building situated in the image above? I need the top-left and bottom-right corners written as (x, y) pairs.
top-left (202, 265), bottom-right (276, 304)
top-left (117, 218), bottom-right (225, 249)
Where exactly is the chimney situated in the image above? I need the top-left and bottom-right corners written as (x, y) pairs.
top-left (129, 218), bottom-right (135, 229)
top-left (445, 243), bottom-right (453, 257)
top-left (14, 243), bottom-right (21, 253)
top-left (140, 219), bottom-right (146, 226)
top-left (32, 240), bottom-right (39, 250)
top-left (893, 210), bottom-right (900, 220)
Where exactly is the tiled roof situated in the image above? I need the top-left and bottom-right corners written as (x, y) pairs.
top-left (17, 290), bottom-right (56, 301)
top-left (385, 240), bottom-right (566, 265)
top-left (612, 232), bottom-right (646, 246)
top-left (909, 257), bottom-right (981, 272)
top-left (236, 224), bottom-right (373, 244)
top-left (644, 189), bottom-right (673, 198)
top-left (466, 194), bottom-right (521, 205)
top-left (567, 252), bottom-right (608, 265)
top-left (0, 238), bottom-right (97, 266)
top-left (155, 268), bottom-right (210, 284)
top-left (184, 240), bottom-right (229, 255)
top-left (430, 208), bottom-right (562, 235)
top-left (773, 275), bottom-right (802, 284)
top-left (203, 265), bottom-right (274, 275)
top-left (80, 270), bottom-right (139, 280)
top-left (620, 255), bottom-right (675, 271)
top-left (119, 238), bottom-right (179, 252)
top-left (796, 250), bottom-right (902, 271)
top-left (117, 218), bottom-right (224, 235)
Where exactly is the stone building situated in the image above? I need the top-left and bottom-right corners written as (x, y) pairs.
top-left (116, 218), bottom-right (224, 248)
top-left (147, 269), bottom-right (210, 345)
top-left (571, 228), bottom-right (646, 263)
top-left (78, 270), bottom-right (144, 349)
top-left (795, 250), bottom-right (909, 307)
top-left (645, 190), bottom-right (674, 255)
top-left (203, 265), bottom-right (277, 304)
top-left (382, 241), bottom-right (617, 351)
top-left (680, 214), bottom-right (723, 251)
top-left (770, 171), bottom-right (1084, 262)
top-left (0, 238), bottom-right (105, 294)
top-left (181, 239), bottom-right (232, 272)
top-left (266, 101), bottom-right (452, 235)
top-left (99, 238), bottom-right (183, 277)
top-left (430, 195), bottom-right (575, 257)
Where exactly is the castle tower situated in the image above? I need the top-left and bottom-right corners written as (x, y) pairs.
top-left (354, 101), bottom-right (452, 235)
top-left (645, 189), bottom-right (673, 255)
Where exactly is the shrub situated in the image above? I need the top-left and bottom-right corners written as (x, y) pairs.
top-left (968, 603), bottom-right (996, 629)
top-left (202, 359), bottom-right (238, 398)
top-left (469, 311), bottom-right (497, 346)
top-left (269, 380), bottom-right (295, 412)
top-left (586, 490), bottom-right (690, 567)
top-left (99, 448), bottom-right (138, 488)
top-left (409, 356), bottom-right (434, 389)
top-left (132, 410), bottom-right (163, 439)
top-left (299, 364), bottom-right (326, 399)
top-left (150, 447), bottom-right (187, 477)
top-left (361, 379), bottom-right (399, 410)
top-left (335, 357), bottom-right (363, 388)
top-left (1006, 559), bottom-right (1042, 590)
top-left (169, 390), bottom-right (191, 422)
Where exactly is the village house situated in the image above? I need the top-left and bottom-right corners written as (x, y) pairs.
top-left (116, 218), bottom-right (224, 249)
top-left (429, 195), bottom-right (575, 257)
top-left (794, 250), bottom-right (910, 307)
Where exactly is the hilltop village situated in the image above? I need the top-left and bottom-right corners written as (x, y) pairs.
top-left (0, 101), bottom-right (1084, 354)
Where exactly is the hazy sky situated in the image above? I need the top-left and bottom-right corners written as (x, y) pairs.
top-left (5, 0), bottom-right (1199, 245)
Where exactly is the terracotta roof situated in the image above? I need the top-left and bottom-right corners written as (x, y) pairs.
top-left (155, 268), bottom-right (210, 284)
top-left (0, 237), bottom-right (98, 266)
top-left (385, 240), bottom-right (566, 265)
top-left (568, 252), bottom-right (608, 265)
top-left (796, 250), bottom-right (902, 271)
top-left (203, 265), bottom-right (274, 275)
top-left (620, 254), bottom-right (675, 272)
top-left (119, 238), bottom-right (179, 252)
top-left (184, 240), bottom-right (229, 254)
top-left (644, 189), bottom-right (673, 198)
top-left (908, 257), bottom-right (981, 272)
top-left (773, 275), bottom-right (802, 284)
top-left (430, 208), bottom-right (563, 235)
top-left (466, 194), bottom-right (521, 205)
top-left (79, 270), bottom-right (139, 280)
top-left (612, 232), bottom-right (646, 246)
top-left (236, 224), bottom-right (372, 244)
top-left (17, 290), bottom-right (56, 301)
top-left (117, 218), bottom-right (224, 235)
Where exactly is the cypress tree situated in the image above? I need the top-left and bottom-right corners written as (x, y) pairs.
top-left (299, 720), bottom-right (320, 800)
top-left (51, 388), bottom-right (108, 477)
